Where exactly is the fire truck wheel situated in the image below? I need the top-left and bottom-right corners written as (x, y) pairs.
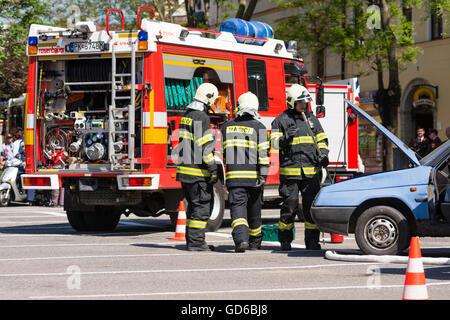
top-left (82, 206), bottom-right (122, 231)
top-left (66, 210), bottom-right (89, 232)
top-left (355, 205), bottom-right (410, 255)
top-left (206, 181), bottom-right (225, 232)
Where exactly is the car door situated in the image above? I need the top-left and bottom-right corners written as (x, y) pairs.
top-left (429, 152), bottom-right (450, 222)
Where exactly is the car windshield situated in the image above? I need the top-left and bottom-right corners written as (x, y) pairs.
top-left (420, 140), bottom-right (450, 166)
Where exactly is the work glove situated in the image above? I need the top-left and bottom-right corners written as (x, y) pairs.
top-left (208, 171), bottom-right (218, 185)
top-left (255, 176), bottom-right (266, 188)
top-left (286, 126), bottom-right (299, 139)
top-left (318, 154), bottom-right (329, 168)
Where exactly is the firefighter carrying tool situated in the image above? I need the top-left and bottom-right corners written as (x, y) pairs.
top-left (176, 83), bottom-right (219, 251)
top-left (271, 84), bottom-right (329, 250)
top-left (221, 92), bottom-right (270, 253)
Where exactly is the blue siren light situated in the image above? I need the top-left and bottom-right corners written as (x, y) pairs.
top-left (138, 31), bottom-right (148, 41)
top-left (28, 36), bottom-right (38, 46)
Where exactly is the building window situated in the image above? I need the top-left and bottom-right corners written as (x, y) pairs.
top-left (246, 59), bottom-right (269, 111)
top-left (430, 13), bottom-right (443, 40)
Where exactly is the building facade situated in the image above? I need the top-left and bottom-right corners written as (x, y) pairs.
top-left (208, 1), bottom-right (449, 171)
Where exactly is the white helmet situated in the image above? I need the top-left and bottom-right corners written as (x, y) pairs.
top-left (237, 92), bottom-right (259, 112)
top-left (194, 83), bottom-right (219, 107)
top-left (286, 84), bottom-right (312, 109)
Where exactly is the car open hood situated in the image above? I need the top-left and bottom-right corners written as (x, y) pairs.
top-left (345, 99), bottom-right (421, 166)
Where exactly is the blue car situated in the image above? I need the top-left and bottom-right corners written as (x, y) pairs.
top-left (311, 100), bottom-right (450, 255)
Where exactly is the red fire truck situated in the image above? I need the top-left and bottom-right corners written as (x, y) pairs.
top-left (21, 7), bottom-right (361, 231)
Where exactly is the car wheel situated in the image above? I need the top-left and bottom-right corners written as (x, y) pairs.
top-left (355, 205), bottom-right (410, 255)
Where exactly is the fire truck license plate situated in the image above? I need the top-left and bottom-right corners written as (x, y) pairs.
top-left (72, 41), bottom-right (105, 52)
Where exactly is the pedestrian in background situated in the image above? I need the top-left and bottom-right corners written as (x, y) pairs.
top-left (409, 127), bottom-right (431, 157)
top-left (221, 92), bottom-right (269, 252)
top-left (271, 84), bottom-right (329, 251)
top-left (427, 128), bottom-right (442, 152)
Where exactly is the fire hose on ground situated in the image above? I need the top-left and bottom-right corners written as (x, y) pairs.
top-left (324, 250), bottom-right (450, 266)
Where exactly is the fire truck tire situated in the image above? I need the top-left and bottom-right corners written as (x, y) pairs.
top-left (82, 206), bottom-right (122, 231)
top-left (206, 181), bottom-right (226, 232)
top-left (355, 205), bottom-right (410, 255)
top-left (66, 210), bottom-right (89, 232)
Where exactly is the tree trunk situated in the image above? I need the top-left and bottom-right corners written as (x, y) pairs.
top-left (375, 0), bottom-right (402, 171)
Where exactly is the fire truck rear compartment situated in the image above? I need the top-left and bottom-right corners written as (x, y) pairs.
top-left (36, 57), bottom-right (143, 172)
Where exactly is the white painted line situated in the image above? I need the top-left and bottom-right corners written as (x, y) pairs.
top-left (0, 221), bottom-right (68, 225)
top-left (34, 211), bottom-right (66, 217)
top-left (30, 281), bottom-right (450, 299)
top-left (4, 262), bottom-right (377, 278)
top-left (0, 249), bottom-right (272, 262)
top-left (0, 239), bottom-right (233, 249)
top-left (0, 216), bottom-right (60, 219)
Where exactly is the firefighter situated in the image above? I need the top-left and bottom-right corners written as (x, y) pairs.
top-left (176, 83), bottom-right (219, 251)
top-left (221, 92), bottom-right (270, 252)
top-left (271, 84), bottom-right (329, 250)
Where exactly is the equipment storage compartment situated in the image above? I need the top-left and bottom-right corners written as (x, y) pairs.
top-left (35, 56), bottom-right (143, 172)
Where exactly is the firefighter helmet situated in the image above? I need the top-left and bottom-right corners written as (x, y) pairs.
top-left (286, 84), bottom-right (312, 109)
top-left (236, 91), bottom-right (259, 112)
top-left (194, 83), bottom-right (219, 107)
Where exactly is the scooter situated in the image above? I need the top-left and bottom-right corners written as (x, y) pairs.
top-left (0, 158), bottom-right (28, 206)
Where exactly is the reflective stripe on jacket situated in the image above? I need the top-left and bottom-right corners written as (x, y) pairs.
top-left (221, 114), bottom-right (269, 188)
top-left (176, 106), bottom-right (217, 183)
top-left (271, 109), bottom-right (329, 180)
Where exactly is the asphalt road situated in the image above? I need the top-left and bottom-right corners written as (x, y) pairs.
top-left (0, 204), bottom-right (449, 301)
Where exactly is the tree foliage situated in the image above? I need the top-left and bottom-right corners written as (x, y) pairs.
top-left (274, 0), bottom-right (448, 169)
top-left (0, 0), bottom-right (48, 101)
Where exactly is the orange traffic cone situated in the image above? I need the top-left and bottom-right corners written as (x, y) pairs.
top-left (402, 237), bottom-right (429, 300)
top-left (170, 201), bottom-right (186, 241)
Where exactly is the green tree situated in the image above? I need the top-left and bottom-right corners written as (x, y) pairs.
top-left (274, 0), bottom-right (448, 169)
top-left (0, 0), bottom-right (49, 101)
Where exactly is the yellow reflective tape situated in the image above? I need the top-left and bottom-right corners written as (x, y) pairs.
top-left (202, 153), bottom-right (215, 163)
top-left (179, 130), bottom-right (194, 140)
top-left (187, 219), bottom-right (207, 229)
top-left (196, 133), bottom-right (213, 146)
top-left (226, 171), bottom-right (258, 179)
top-left (118, 33), bottom-right (138, 38)
top-left (315, 132), bottom-right (327, 142)
top-left (290, 136), bottom-right (314, 145)
top-left (177, 166), bottom-right (211, 177)
top-left (249, 226), bottom-right (262, 236)
top-left (318, 142), bottom-right (329, 150)
top-left (163, 60), bottom-right (232, 71)
top-left (223, 139), bottom-right (257, 149)
top-left (231, 218), bottom-right (249, 229)
top-left (143, 128), bottom-right (167, 144)
top-left (305, 222), bottom-right (318, 230)
top-left (278, 221), bottom-right (294, 230)
top-left (24, 129), bottom-right (34, 146)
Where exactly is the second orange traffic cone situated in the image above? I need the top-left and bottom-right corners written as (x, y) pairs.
top-left (171, 201), bottom-right (187, 241)
top-left (402, 237), bottom-right (429, 300)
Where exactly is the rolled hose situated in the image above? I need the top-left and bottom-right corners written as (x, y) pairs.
top-left (325, 250), bottom-right (450, 266)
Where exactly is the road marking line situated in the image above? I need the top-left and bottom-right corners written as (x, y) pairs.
top-left (3, 262), bottom-right (377, 277)
top-left (30, 281), bottom-right (450, 299)
top-left (0, 239), bottom-right (233, 249)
